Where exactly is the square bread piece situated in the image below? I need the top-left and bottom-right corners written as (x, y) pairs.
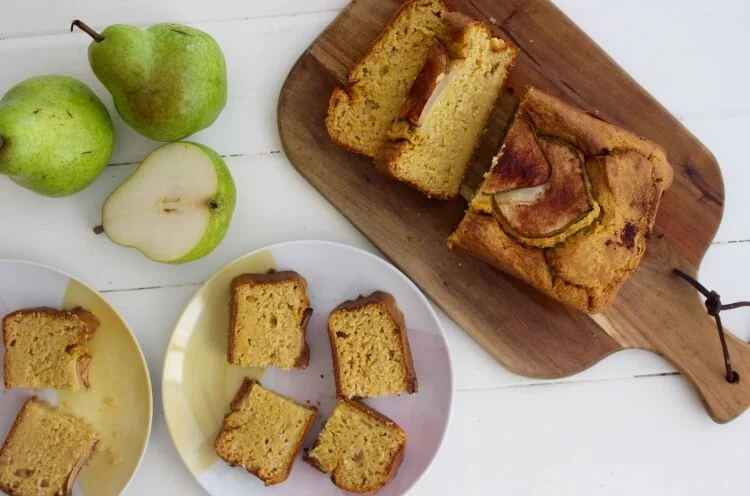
top-left (375, 12), bottom-right (517, 199)
top-left (0, 398), bottom-right (99, 496)
top-left (449, 88), bottom-right (674, 313)
top-left (306, 399), bottom-right (407, 494)
top-left (326, 0), bottom-right (448, 157)
top-left (3, 307), bottom-right (99, 391)
top-left (228, 271), bottom-right (312, 369)
top-left (328, 291), bottom-right (417, 399)
top-left (214, 378), bottom-right (317, 486)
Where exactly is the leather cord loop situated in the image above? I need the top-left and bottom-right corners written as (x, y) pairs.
top-left (674, 269), bottom-right (749, 383)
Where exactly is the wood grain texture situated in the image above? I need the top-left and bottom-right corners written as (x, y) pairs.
top-left (278, 0), bottom-right (750, 422)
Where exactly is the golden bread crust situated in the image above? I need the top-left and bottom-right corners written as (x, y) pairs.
top-left (450, 88), bottom-right (673, 313)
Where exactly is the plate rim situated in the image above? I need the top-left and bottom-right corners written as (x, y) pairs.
top-left (0, 257), bottom-right (154, 496)
top-left (161, 239), bottom-right (455, 495)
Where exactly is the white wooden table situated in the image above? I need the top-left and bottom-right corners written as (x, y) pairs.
top-left (1, 1), bottom-right (749, 494)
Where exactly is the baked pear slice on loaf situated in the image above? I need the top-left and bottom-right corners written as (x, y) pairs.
top-left (375, 12), bottom-right (517, 199)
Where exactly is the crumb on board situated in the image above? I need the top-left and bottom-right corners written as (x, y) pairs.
top-left (104, 396), bottom-right (119, 408)
top-left (490, 16), bottom-right (497, 23)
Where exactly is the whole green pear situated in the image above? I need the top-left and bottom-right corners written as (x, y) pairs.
top-left (72, 20), bottom-right (227, 142)
top-left (0, 75), bottom-right (114, 197)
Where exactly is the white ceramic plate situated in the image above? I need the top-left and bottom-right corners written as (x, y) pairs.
top-left (0, 260), bottom-right (152, 496)
top-left (162, 240), bottom-right (453, 495)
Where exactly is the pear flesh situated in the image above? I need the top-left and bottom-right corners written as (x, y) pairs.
top-left (0, 75), bottom-right (114, 197)
top-left (102, 142), bottom-right (235, 263)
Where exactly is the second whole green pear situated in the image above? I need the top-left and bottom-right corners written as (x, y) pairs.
top-left (0, 75), bottom-right (114, 197)
top-left (73, 20), bottom-right (227, 142)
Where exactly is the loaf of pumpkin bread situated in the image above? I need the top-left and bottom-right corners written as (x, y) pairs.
top-left (449, 88), bottom-right (673, 313)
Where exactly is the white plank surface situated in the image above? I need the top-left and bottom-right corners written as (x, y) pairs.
top-left (0, 0), bottom-right (748, 495)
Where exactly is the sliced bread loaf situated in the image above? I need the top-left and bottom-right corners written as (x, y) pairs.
top-left (326, 0), bottom-right (448, 157)
top-left (327, 291), bottom-right (417, 399)
top-left (306, 399), bottom-right (406, 493)
top-left (375, 13), bottom-right (517, 199)
top-left (3, 307), bottom-right (99, 391)
top-left (214, 378), bottom-right (317, 485)
top-left (228, 271), bottom-right (312, 369)
top-left (0, 398), bottom-right (100, 496)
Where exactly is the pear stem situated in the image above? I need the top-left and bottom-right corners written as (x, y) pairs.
top-left (71, 20), bottom-right (104, 42)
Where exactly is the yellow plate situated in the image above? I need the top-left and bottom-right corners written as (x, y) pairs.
top-left (0, 260), bottom-right (152, 495)
top-left (162, 241), bottom-right (454, 496)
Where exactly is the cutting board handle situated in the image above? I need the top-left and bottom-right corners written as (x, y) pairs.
top-left (599, 244), bottom-right (750, 423)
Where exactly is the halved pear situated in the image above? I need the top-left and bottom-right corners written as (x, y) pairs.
top-left (102, 142), bottom-right (235, 264)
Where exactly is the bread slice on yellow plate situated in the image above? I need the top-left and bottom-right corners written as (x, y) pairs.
top-left (3, 307), bottom-right (99, 391)
top-left (214, 379), bottom-right (317, 486)
top-left (327, 291), bottom-right (417, 399)
top-left (228, 271), bottom-right (312, 369)
top-left (306, 398), bottom-right (406, 494)
top-left (0, 398), bottom-right (100, 496)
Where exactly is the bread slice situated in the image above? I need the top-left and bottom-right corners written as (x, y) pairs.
top-left (305, 399), bottom-right (406, 494)
top-left (0, 398), bottom-right (99, 496)
top-left (449, 88), bottom-right (674, 312)
top-left (328, 291), bottom-right (417, 399)
top-left (228, 271), bottom-right (312, 369)
top-left (375, 13), bottom-right (517, 199)
top-left (326, 0), bottom-right (448, 157)
top-left (214, 378), bottom-right (317, 485)
top-left (2, 307), bottom-right (99, 391)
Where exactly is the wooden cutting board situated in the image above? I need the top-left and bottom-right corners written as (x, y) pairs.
top-left (278, 0), bottom-right (750, 422)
